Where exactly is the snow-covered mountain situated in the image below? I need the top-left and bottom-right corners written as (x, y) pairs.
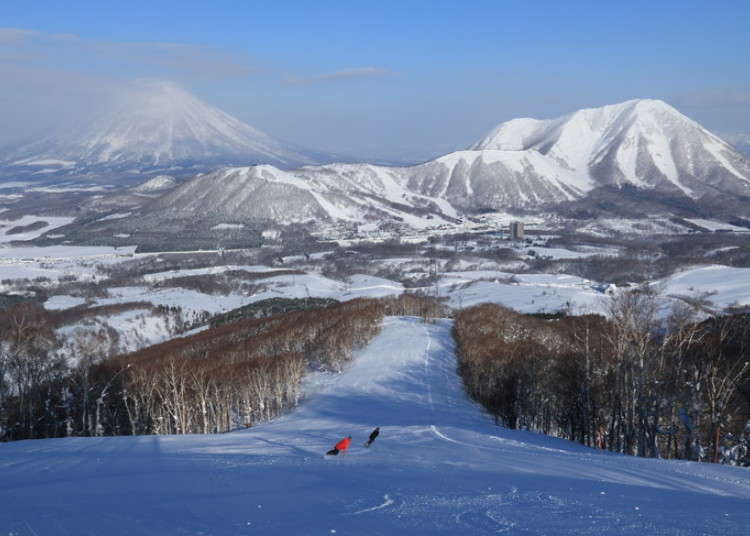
top-left (471, 99), bottom-right (750, 199)
top-left (2, 80), bottom-right (322, 180)
top-left (90, 99), bottom-right (750, 231)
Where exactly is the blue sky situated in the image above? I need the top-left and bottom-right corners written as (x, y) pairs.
top-left (1, 0), bottom-right (749, 160)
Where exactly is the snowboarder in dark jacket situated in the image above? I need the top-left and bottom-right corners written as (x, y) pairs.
top-left (365, 427), bottom-right (380, 447)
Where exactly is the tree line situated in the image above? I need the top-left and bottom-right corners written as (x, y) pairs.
top-left (0, 293), bottom-right (442, 441)
top-left (0, 298), bottom-right (386, 440)
top-left (453, 293), bottom-right (750, 465)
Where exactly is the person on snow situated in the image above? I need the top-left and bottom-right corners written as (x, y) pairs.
top-left (326, 435), bottom-right (352, 456)
top-left (365, 427), bottom-right (380, 447)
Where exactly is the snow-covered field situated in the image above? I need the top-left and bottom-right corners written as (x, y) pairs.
top-left (439, 271), bottom-right (607, 314)
top-left (140, 264), bottom-right (289, 283)
top-left (0, 244), bottom-right (135, 262)
top-left (579, 217), bottom-right (692, 236)
top-left (91, 273), bottom-right (405, 313)
top-left (2, 317), bottom-right (748, 535)
top-left (0, 245), bottom-right (135, 288)
top-left (0, 238), bottom-right (746, 357)
top-left (657, 265), bottom-right (750, 311)
top-left (0, 215), bottom-right (75, 242)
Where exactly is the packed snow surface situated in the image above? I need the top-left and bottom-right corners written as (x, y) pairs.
top-left (1, 317), bottom-right (748, 535)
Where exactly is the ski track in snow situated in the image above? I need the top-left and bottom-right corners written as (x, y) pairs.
top-left (1, 317), bottom-right (749, 535)
top-left (352, 494), bottom-right (394, 514)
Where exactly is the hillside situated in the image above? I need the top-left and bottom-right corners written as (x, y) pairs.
top-left (1, 317), bottom-right (748, 535)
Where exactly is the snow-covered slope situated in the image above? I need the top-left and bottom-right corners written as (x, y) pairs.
top-left (131, 174), bottom-right (178, 193)
top-left (472, 99), bottom-right (750, 198)
top-left (146, 163), bottom-right (462, 226)
top-left (2, 317), bottom-right (748, 535)
top-left (3, 80), bottom-right (321, 179)
top-left (656, 264), bottom-right (750, 312)
top-left (403, 149), bottom-right (590, 209)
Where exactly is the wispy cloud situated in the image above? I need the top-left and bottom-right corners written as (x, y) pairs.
top-left (0, 27), bottom-right (39, 44)
top-left (283, 66), bottom-right (393, 86)
top-left (0, 27), bottom-right (255, 80)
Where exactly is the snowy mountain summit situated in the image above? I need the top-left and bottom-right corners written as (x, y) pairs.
top-left (471, 99), bottom-right (750, 199)
top-left (3, 80), bottom-right (321, 180)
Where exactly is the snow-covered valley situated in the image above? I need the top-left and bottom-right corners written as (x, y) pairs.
top-left (1, 317), bottom-right (748, 535)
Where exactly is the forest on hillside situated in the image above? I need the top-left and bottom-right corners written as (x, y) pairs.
top-left (454, 293), bottom-right (750, 465)
top-left (0, 294), bottom-right (441, 441)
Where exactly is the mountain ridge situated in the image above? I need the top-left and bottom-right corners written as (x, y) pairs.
top-left (135, 99), bottom-right (750, 228)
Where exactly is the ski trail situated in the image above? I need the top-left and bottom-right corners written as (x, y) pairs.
top-left (421, 323), bottom-right (446, 444)
top-left (430, 424), bottom-right (461, 445)
top-left (24, 521), bottom-right (40, 536)
top-left (352, 494), bottom-right (394, 514)
top-left (422, 323), bottom-right (434, 412)
top-left (421, 322), bottom-right (461, 446)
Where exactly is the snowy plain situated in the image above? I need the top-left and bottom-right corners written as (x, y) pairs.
top-left (656, 265), bottom-right (750, 311)
top-left (0, 215), bottom-right (74, 243)
top-left (1, 317), bottom-right (748, 535)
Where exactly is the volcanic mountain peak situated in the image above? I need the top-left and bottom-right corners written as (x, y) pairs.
top-left (3, 79), bottom-right (320, 179)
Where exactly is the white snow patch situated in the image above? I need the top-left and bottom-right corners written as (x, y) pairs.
top-left (96, 212), bottom-right (131, 222)
top-left (684, 219), bottom-right (750, 232)
top-left (0, 215), bottom-right (74, 242)
top-left (211, 223), bottom-right (245, 230)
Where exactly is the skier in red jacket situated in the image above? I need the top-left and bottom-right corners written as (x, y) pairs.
top-left (326, 436), bottom-right (352, 456)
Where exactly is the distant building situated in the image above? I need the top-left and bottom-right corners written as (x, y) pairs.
top-left (262, 229), bottom-right (282, 241)
top-left (509, 221), bottom-right (525, 240)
